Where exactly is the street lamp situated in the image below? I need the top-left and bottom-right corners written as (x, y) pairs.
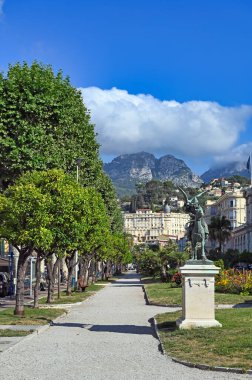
top-left (8, 244), bottom-right (14, 297)
top-left (76, 158), bottom-right (84, 183)
top-left (29, 257), bottom-right (36, 297)
top-left (74, 158), bottom-right (84, 288)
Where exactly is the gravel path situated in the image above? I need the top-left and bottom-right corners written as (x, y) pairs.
top-left (0, 272), bottom-right (250, 380)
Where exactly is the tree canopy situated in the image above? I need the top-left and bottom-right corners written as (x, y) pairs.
top-left (0, 169), bottom-right (113, 311)
top-left (0, 61), bottom-right (101, 188)
top-left (208, 216), bottom-right (232, 253)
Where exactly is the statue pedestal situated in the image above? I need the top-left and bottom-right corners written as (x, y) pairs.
top-left (176, 263), bottom-right (222, 329)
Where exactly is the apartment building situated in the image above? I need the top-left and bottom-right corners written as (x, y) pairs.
top-left (204, 189), bottom-right (247, 252)
top-left (231, 188), bottom-right (252, 252)
top-left (123, 208), bottom-right (190, 243)
top-left (205, 190), bottom-right (246, 229)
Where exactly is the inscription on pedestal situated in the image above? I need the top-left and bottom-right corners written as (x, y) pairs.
top-left (188, 278), bottom-right (211, 287)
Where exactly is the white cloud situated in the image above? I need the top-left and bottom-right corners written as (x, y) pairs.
top-left (80, 87), bottom-right (252, 160)
top-left (214, 142), bottom-right (252, 165)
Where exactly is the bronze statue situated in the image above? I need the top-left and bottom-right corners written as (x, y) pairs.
top-left (178, 187), bottom-right (209, 262)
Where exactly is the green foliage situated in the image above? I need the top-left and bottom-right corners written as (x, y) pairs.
top-left (103, 233), bottom-right (132, 265)
top-left (130, 180), bottom-right (177, 210)
top-left (0, 179), bottom-right (53, 251)
top-left (129, 179), bottom-right (210, 210)
top-left (208, 248), bottom-right (252, 268)
top-left (160, 240), bottom-right (186, 268)
top-left (0, 169), bottom-right (111, 260)
top-left (134, 247), bottom-right (161, 276)
top-left (208, 215), bottom-right (231, 253)
top-left (214, 259), bottom-right (225, 271)
top-left (96, 172), bottom-right (123, 233)
top-left (0, 61), bottom-right (101, 188)
top-left (227, 175), bottom-right (250, 186)
top-left (134, 240), bottom-right (188, 277)
top-left (239, 250), bottom-right (252, 263)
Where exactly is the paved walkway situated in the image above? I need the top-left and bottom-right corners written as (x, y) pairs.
top-left (0, 273), bottom-right (250, 380)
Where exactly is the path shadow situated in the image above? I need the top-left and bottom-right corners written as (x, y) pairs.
top-left (113, 273), bottom-right (141, 280)
top-left (51, 322), bottom-right (155, 336)
top-left (50, 322), bottom-right (84, 327)
top-left (111, 277), bottom-right (142, 288)
top-left (87, 324), bottom-right (154, 335)
top-left (112, 280), bottom-right (140, 284)
top-left (112, 284), bottom-right (142, 287)
top-left (232, 303), bottom-right (252, 308)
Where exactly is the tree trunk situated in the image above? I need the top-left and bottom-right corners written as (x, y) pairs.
top-left (107, 260), bottom-right (112, 278)
top-left (65, 253), bottom-right (75, 296)
top-left (66, 267), bottom-right (73, 295)
top-left (101, 262), bottom-right (105, 281)
top-left (46, 257), bottom-right (59, 303)
top-left (161, 264), bottom-right (167, 282)
top-left (88, 259), bottom-right (95, 284)
top-left (34, 254), bottom-right (42, 308)
top-left (57, 262), bottom-right (60, 299)
top-left (78, 257), bottom-right (90, 291)
top-left (14, 251), bottom-right (30, 316)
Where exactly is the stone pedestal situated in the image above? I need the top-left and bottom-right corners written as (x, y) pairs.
top-left (176, 262), bottom-right (222, 329)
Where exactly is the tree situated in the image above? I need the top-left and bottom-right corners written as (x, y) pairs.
top-left (108, 233), bottom-right (132, 274)
top-left (0, 168), bottom-right (111, 313)
top-left (159, 240), bottom-right (189, 280)
top-left (76, 187), bottom-right (111, 291)
top-left (18, 169), bottom-right (111, 301)
top-left (227, 175), bottom-right (250, 187)
top-left (95, 172), bottom-right (123, 233)
top-left (208, 216), bottom-right (231, 253)
top-left (134, 246), bottom-right (161, 276)
top-left (0, 180), bottom-right (53, 315)
top-left (0, 61), bottom-right (101, 188)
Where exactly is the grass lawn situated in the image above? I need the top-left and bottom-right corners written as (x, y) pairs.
top-left (0, 329), bottom-right (32, 337)
top-left (39, 283), bottom-right (104, 305)
top-left (144, 282), bottom-right (252, 306)
top-left (145, 282), bottom-right (181, 305)
top-left (155, 308), bottom-right (252, 370)
top-left (0, 307), bottom-right (66, 325)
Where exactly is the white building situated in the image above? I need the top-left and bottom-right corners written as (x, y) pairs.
top-left (123, 208), bottom-right (190, 243)
top-left (231, 188), bottom-right (252, 252)
top-left (205, 190), bottom-right (246, 229)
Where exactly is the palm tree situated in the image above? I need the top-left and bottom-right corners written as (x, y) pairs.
top-left (208, 216), bottom-right (231, 253)
top-left (160, 240), bottom-right (189, 271)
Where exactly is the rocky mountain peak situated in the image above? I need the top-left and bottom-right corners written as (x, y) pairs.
top-left (104, 152), bottom-right (203, 196)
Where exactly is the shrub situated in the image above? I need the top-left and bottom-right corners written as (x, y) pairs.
top-left (214, 259), bottom-right (225, 271)
top-left (171, 272), bottom-right (182, 287)
top-left (215, 269), bottom-right (252, 295)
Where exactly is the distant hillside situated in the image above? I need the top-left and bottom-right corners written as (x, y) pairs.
top-left (103, 152), bottom-right (203, 196)
top-left (201, 161), bottom-right (250, 183)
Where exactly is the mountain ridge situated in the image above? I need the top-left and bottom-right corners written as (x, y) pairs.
top-left (201, 161), bottom-right (250, 183)
top-left (103, 152), bottom-right (203, 196)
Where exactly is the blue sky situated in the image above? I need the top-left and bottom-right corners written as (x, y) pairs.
top-left (1, 0), bottom-right (252, 175)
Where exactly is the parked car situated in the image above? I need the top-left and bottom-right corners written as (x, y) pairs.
top-left (0, 272), bottom-right (10, 297)
top-left (234, 263), bottom-right (251, 270)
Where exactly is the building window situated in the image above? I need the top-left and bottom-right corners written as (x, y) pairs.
top-left (230, 199), bottom-right (236, 207)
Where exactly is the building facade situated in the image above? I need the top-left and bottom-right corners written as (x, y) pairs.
top-left (123, 209), bottom-right (190, 243)
top-left (205, 190), bottom-right (246, 229)
top-left (231, 188), bottom-right (252, 252)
